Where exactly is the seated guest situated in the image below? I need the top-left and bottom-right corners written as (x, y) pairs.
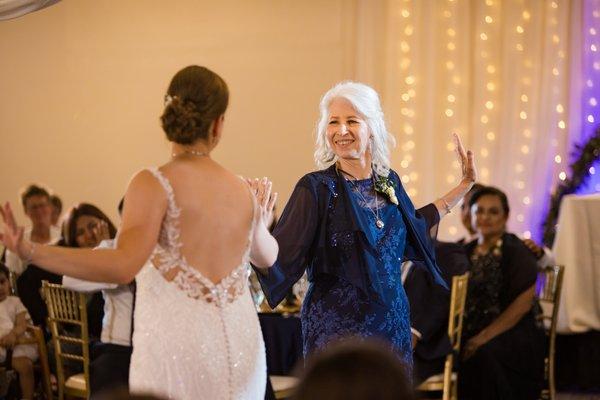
top-left (62, 200), bottom-right (134, 399)
top-left (460, 184), bottom-right (554, 267)
top-left (59, 203), bottom-right (118, 339)
top-left (403, 240), bottom-right (469, 384)
top-left (49, 194), bottom-right (63, 227)
top-left (14, 187), bottom-right (62, 329)
top-left (459, 186), bottom-right (545, 400)
top-left (292, 339), bottom-right (415, 400)
top-left (15, 261), bottom-right (62, 329)
top-left (6, 184), bottom-right (61, 275)
top-left (19, 203), bottom-right (116, 335)
top-left (457, 183), bottom-right (485, 244)
top-left (44, 203), bottom-right (117, 379)
top-left (0, 263), bottom-right (38, 400)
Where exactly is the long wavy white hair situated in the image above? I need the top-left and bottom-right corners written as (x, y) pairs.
top-left (314, 81), bottom-right (396, 177)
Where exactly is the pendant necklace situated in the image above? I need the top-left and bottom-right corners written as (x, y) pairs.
top-left (171, 149), bottom-right (209, 158)
top-left (337, 165), bottom-right (385, 229)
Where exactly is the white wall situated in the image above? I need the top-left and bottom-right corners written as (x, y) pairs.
top-left (0, 0), bottom-right (356, 225)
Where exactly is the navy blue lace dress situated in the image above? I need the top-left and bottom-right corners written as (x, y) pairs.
top-left (255, 165), bottom-right (446, 370)
top-left (302, 179), bottom-right (412, 364)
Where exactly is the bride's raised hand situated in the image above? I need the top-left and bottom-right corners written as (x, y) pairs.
top-left (252, 177), bottom-right (278, 230)
top-left (246, 177), bottom-right (280, 268)
top-left (0, 202), bottom-right (30, 259)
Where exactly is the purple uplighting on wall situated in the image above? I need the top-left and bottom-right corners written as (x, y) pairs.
top-left (574, 0), bottom-right (600, 195)
top-left (531, 0), bottom-right (600, 243)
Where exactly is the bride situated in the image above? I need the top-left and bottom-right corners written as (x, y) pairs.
top-left (1, 65), bottom-right (279, 399)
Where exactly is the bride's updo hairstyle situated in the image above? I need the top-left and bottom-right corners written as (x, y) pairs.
top-left (160, 65), bottom-right (229, 145)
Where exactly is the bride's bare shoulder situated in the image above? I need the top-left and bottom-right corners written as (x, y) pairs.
top-left (127, 169), bottom-right (166, 191)
top-left (120, 169), bottom-right (169, 213)
top-left (156, 160), bottom-right (248, 192)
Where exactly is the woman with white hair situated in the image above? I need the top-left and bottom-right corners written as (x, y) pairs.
top-left (255, 81), bottom-right (476, 367)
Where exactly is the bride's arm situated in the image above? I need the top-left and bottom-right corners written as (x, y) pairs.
top-left (251, 222), bottom-right (279, 269)
top-left (1, 170), bottom-right (166, 284)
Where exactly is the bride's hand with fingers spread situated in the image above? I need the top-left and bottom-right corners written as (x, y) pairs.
top-left (0, 202), bottom-right (33, 260)
top-left (247, 177), bottom-right (279, 269)
top-left (250, 177), bottom-right (278, 230)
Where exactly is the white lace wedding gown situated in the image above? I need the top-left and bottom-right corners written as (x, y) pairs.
top-left (129, 168), bottom-right (266, 400)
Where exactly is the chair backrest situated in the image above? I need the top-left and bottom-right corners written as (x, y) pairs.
top-left (535, 265), bottom-right (564, 400)
top-left (439, 272), bottom-right (470, 400)
top-left (8, 270), bottom-right (18, 296)
top-left (448, 272), bottom-right (470, 353)
top-left (536, 265), bottom-right (564, 334)
top-left (41, 280), bottom-right (90, 398)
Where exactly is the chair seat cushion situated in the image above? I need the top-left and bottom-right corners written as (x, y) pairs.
top-left (417, 372), bottom-right (457, 391)
top-left (270, 375), bottom-right (298, 398)
top-left (65, 373), bottom-right (87, 392)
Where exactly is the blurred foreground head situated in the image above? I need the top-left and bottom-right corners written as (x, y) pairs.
top-left (293, 339), bottom-right (415, 400)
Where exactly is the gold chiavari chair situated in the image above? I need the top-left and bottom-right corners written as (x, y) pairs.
top-left (536, 265), bottom-right (564, 400)
top-left (41, 281), bottom-right (90, 400)
top-left (417, 272), bottom-right (470, 400)
top-left (0, 327), bottom-right (47, 398)
top-left (14, 325), bottom-right (54, 399)
top-left (270, 375), bottom-right (299, 399)
top-left (8, 271), bottom-right (18, 296)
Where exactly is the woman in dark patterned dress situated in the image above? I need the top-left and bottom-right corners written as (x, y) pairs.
top-left (254, 81), bottom-right (477, 369)
top-left (459, 186), bottom-right (546, 400)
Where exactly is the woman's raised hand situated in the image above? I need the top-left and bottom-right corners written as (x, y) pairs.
top-left (92, 220), bottom-right (111, 245)
top-left (454, 133), bottom-right (477, 185)
top-left (247, 177), bottom-right (278, 230)
top-left (432, 134), bottom-right (478, 217)
top-left (0, 202), bottom-right (29, 259)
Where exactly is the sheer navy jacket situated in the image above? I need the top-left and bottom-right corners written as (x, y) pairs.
top-left (256, 165), bottom-right (448, 308)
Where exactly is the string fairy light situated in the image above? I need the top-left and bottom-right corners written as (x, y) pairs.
top-left (474, 0), bottom-right (499, 189)
top-left (444, 0), bottom-right (460, 193)
top-left (511, 0), bottom-right (538, 238)
top-left (435, 0), bottom-right (465, 238)
top-left (387, 1), bottom-right (599, 239)
top-left (395, 0), bottom-right (418, 199)
top-left (581, 0), bottom-right (600, 192)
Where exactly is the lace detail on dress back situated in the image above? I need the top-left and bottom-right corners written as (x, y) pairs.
top-left (147, 167), bottom-right (255, 306)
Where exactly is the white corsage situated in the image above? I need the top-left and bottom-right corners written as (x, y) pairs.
top-left (374, 175), bottom-right (399, 205)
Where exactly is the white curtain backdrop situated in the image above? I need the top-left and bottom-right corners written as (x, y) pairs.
top-left (350, 0), bottom-right (589, 242)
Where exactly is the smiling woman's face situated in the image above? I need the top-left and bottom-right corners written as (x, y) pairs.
top-left (326, 97), bottom-right (371, 162)
top-left (471, 194), bottom-right (508, 239)
top-left (75, 215), bottom-right (104, 248)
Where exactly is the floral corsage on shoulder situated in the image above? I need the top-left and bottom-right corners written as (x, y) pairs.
top-left (374, 175), bottom-right (399, 205)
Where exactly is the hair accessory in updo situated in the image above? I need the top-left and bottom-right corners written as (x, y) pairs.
top-left (164, 94), bottom-right (177, 106)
